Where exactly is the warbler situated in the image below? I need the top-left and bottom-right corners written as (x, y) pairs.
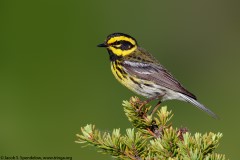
top-left (97, 33), bottom-right (217, 118)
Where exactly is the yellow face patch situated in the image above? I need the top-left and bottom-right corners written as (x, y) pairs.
top-left (108, 46), bottom-right (137, 56)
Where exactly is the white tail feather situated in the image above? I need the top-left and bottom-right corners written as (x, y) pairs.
top-left (179, 93), bottom-right (218, 119)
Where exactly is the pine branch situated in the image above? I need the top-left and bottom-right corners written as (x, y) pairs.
top-left (76, 96), bottom-right (227, 160)
top-left (76, 125), bottom-right (147, 159)
top-left (123, 97), bottom-right (172, 138)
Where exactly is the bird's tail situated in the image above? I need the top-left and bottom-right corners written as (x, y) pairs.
top-left (179, 93), bottom-right (218, 119)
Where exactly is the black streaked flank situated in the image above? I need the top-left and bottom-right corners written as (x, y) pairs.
top-left (115, 65), bottom-right (127, 79)
top-left (144, 83), bottom-right (153, 87)
top-left (129, 77), bottom-right (142, 89)
top-left (115, 69), bottom-right (123, 80)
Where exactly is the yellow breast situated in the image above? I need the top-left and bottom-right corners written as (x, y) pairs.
top-left (110, 61), bottom-right (142, 94)
top-left (111, 61), bottom-right (127, 85)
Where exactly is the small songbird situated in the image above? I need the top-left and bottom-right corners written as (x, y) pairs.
top-left (97, 33), bottom-right (217, 118)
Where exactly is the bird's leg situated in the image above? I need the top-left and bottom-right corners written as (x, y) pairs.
top-left (150, 101), bottom-right (161, 116)
top-left (137, 96), bottom-right (158, 112)
top-left (149, 93), bottom-right (166, 115)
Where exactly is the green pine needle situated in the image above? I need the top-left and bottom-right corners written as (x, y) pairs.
top-left (76, 96), bottom-right (227, 160)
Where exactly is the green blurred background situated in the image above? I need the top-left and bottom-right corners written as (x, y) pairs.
top-left (0, 0), bottom-right (239, 159)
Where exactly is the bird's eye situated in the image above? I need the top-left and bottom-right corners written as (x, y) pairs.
top-left (115, 41), bottom-right (121, 45)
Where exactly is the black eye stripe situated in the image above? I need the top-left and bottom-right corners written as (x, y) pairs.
top-left (110, 41), bottom-right (135, 51)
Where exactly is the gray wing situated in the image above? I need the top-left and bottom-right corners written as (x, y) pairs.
top-left (122, 60), bottom-right (197, 100)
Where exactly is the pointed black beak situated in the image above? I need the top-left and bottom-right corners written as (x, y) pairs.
top-left (97, 43), bottom-right (108, 47)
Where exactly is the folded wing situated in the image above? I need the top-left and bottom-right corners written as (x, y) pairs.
top-left (122, 60), bottom-right (197, 100)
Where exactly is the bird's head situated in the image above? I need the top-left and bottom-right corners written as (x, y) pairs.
top-left (97, 33), bottom-right (138, 60)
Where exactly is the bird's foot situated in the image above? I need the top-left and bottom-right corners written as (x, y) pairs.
top-left (137, 96), bottom-right (158, 112)
top-left (150, 101), bottom-right (161, 116)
